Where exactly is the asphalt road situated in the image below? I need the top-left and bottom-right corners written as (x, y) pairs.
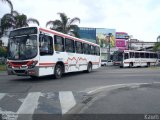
top-left (0, 66), bottom-right (160, 120)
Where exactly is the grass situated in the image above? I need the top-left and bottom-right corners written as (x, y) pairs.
top-left (0, 64), bottom-right (6, 71)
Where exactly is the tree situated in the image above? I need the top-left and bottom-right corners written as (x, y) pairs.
top-left (1, 0), bottom-right (13, 12)
top-left (0, 11), bottom-right (39, 35)
top-left (157, 35), bottom-right (160, 42)
top-left (46, 12), bottom-right (80, 37)
top-left (153, 42), bottom-right (160, 52)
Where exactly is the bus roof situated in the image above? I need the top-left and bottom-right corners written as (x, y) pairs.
top-left (39, 27), bottom-right (99, 47)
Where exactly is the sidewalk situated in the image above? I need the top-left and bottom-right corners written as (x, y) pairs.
top-left (0, 71), bottom-right (7, 75)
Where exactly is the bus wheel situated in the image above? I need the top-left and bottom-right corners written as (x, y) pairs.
top-left (147, 63), bottom-right (150, 67)
top-left (87, 63), bottom-right (92, 73)
top-left (30, 76), bottom-right (38, 79)
top-left (54, 64), bottom-right (63, 79)
top-left (120, 66), bottom-right (123, 68)
top-left (129, 63), bottom-right (133, 68)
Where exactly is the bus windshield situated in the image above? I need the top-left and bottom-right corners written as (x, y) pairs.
top-left (113, 52), bottom-right (123, 62)
top-left (8, 35), bottom-right (37, 60)
top-left (118, 52), bottom-right (123, 61)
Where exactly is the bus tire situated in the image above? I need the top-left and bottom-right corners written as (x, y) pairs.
top-left (30, 76), bottom-right (38, 79)
top-left (147, 62), bottom-right (150, 67)
top-left (87, 62), bottom-right (92, 73)
top-left (54, 64), bottom-right (63, 79)
top-left (129, 63), bottom-right (133, 68)
top-left (120, 66), bottom-right (123, 68)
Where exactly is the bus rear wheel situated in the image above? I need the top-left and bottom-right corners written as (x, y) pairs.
top-left (87, 63), bottom-right (92, 73)
top-left (30, 76), bottom-right (38, 79)
top-left (147, 62), bottom-right (150, 67)
top-left (54, 64), bottom-right (63, 79)
top-left (129, 63), bottom-right (133, 68)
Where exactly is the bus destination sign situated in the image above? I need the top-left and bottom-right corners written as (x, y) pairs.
top-left (9, 27), bottom-right (37, 37)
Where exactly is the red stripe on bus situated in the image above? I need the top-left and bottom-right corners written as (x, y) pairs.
top-left (39, 63), bottom-right (56, 65)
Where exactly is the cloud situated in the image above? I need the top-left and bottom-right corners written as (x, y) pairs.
top-left (0, 0), bottom-right (160, 41)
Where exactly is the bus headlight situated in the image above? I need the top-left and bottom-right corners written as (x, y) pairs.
top-left (6, 62), bottom-right (12, 68)
top-left (28, 61), bottom-right (38, 69)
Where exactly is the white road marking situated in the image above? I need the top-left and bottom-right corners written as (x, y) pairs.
top-left (0, 93), bottom-right (5, 100)
top-left (87, 83), bottom-right (150, 94)
top-left (59, 91), bottom-right (76, 114)
top-left (17, 92), bottom-right (41, 114)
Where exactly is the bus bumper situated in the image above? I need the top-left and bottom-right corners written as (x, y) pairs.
top-left (7, 67), bottom-right (39, 76)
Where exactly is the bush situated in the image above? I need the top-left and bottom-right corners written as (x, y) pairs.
top-left (0, 46), bottom-right (7, 58)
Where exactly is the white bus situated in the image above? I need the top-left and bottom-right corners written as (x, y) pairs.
top-left (6, 27), bottom-right (101, 79)
top-left (113, 50), bottom-right (158, 68)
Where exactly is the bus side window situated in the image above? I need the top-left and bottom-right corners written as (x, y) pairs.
top-left (95, 46), bottom-right (100, 56)
top-left (124, 53), bottom-right (129, 59)
top-left (140, 53), bottom-right (145, 58)
top-left (39, 34), bottom-right (53, 56)
top-left (146, 53), bottom-right (149, 58)
top-left (130, 52), bottom-right (134, 58)
top-left (90, 45), bottom-right (95, 55)
top-left (65, 38), bottom-right (75, 53)
top-left (135, 52), bottom-right (139, 58)
top-left (54, 35), bottom-right (64, 52)
top-left (75, 41), bottom-right (83, 54)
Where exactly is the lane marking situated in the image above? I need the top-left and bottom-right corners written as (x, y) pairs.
top-left (87, 83), bottom-right (150, 94)
top-left (59, 91), bottom-right (76, 114)
top-left (0, 93), bottom-right (5, 100)
top-left (17, 92), bottom-right (41, 114)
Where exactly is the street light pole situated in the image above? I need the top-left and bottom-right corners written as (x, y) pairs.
top-left (108, 33), bottom-right (112, 60)
top-left (125, 35), bottom-right (130, 50)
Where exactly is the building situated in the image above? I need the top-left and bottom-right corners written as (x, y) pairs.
top-left (78, 27), bottom-right (96, 43)
top-left (129, 41), bottom-right (156, 51)
top-left (79, 27), bottom-right (116, 60)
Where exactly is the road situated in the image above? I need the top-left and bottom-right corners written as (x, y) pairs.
top-left (0, 66), bottom-right (160, 120)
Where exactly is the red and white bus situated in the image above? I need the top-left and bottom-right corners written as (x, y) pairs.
top-left (6, 27), bottom-right (101, 79)
top-left (113, 50), bottom-right (158, 68)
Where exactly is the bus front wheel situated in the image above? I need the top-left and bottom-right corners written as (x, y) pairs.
top-left (54, 64), bottom-right (63, 79)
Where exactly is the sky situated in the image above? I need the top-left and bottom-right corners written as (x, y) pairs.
top-left (0, 0), bottom-right (160, 42)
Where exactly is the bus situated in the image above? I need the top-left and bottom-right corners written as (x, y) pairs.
top-left (6, 27), bottom-right (101, 79)
top-left (113, 50), bottom-right (158, 68)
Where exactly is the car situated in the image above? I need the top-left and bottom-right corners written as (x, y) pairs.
top-left (101, 60), bottom-right (113, 66)
top-left (101, 60), bottom-right (107, 66)
top-left (107, 60), bottom-right (113, 66)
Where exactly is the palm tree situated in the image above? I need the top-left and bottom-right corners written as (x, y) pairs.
top-left (0, 10), bottom-right (39, 35)
top-left (157, 35), bottom-right (160, 42)
top-left (46, 12), bottom-right (80, 37)
top-left (1, 0), bottom-right (13, 12)
top-left (153, 42), bottom-right (160, 52)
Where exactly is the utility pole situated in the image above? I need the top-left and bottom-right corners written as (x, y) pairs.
top-left (108, 33), bottom-right (112, 60)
